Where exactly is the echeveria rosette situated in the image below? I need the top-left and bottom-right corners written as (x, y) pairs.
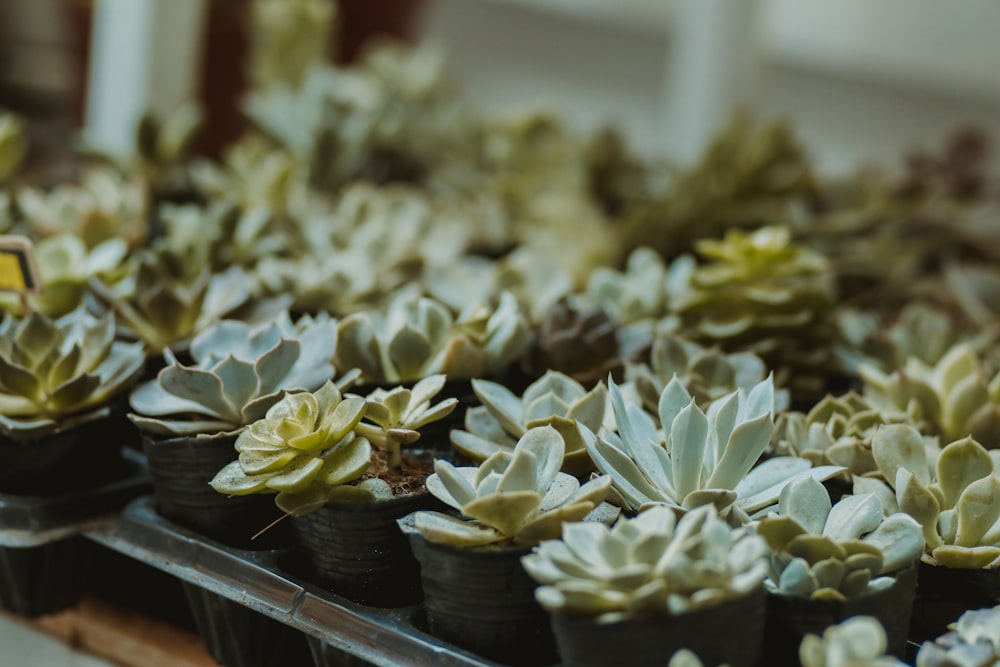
top-left (586, 247), bottom-right (670, 326)
top-left (586, 375), bottom-right (843, 521)
top-left (0, 309), bottom-right (145, 439)
top-left (755, 476), bottom-right (924, 601)
top-left (522, 505), bottom-right (768, 622)
top-left (210, 381), bottom-right (375, 516)
top-left (858, 424), bottom-right (1000, 569)
top-left (917, 604), bottom-right (1000, 667)
top-left (354, 374), bottom-right (459, 469)
top-left (800, 616), bottom-right (907, 667)
top-left (128, 314), bottom-right (344, 438)
top-left (411, 425), bottom-right (615, 547)
top-left (450, 371), bottom-right (607, 476)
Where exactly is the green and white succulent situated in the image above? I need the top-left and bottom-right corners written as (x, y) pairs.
top-left (586, 375), bottom-right (843, 520)
top-left (857, 424), bottom-right (1000, 569)
top-left (0, 308), bottom-right (145, 439)
top-left (522, 504), bottom-right (768, 621)
top-left (586, 247), bottom-right (670, 325)
top-left (408, 425), bottom-right (614, 547)
top-left (450, 371), bottom-right (607, 476)
top-left (799, 616), bottom-right (906, 667)
top-left (917, 604), bottom-right (1000, 667)
top-left (756, 476), bottom-right (923, 600)
top-left (128, 313), bottom-right (343, 438)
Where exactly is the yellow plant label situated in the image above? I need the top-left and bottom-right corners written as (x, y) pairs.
top-left (0, 236), bottom-right (41, 293)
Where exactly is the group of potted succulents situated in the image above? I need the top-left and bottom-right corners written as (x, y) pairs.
top-left (5, 0), bottom-right (1000, 665)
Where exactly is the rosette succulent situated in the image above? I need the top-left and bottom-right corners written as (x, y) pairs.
top-left (800, 616), bottom-right (906, 667)
top-left (335, 291), bottom-right (529, 384)
top-left (756, 476), bottom-right (923, 601)
top-left (672, 225), bottom-right (838, 396)
top-left (586, 247), bottom-right (670, 325)
top-left (408, 425), bottom-right (614, 547)
top-left (586, 376), bottom-right (843, 520)
top-left (861, 343), bottom-right (1000, 446)
top-left (129, 313), bottom-right (342, 438)
top-left (523, 295), bottom-right (623, 384)
top-left (522, 504), bottom-right (768, 620)
top-left (918, 604), bottom-right (1000, 667)
top-left (857, 425), bottom-right (1000, 569)
top-left (0, 309), bottom-right (145, 438)
top-left (450, 371), bottom-right (607, 476)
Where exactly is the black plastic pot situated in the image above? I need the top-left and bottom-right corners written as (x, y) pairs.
top-left (762, 562), bottom-right (919, 663)
top-left (183, 583), bottom-right (311, 667)
top-left (142, 433), bottom-right (286, 549)
top-left (290, 492), bottom-right (440, 607)
top-left (399, 515), bottom-right (557, 666)
top-left (0, 539), bottom-right (90, 617)
top-left (549, 586), bottom-right (766, 667)
top-left (910, 560), bottom-right (1000, 642)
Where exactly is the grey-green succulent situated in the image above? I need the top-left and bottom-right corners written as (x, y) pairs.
top-left (800, 616), bottom-right (906, 667)
top-left (522, 504), bottom-right (768, 621)
top-left (586, 375), bottom-right (843, 520)
top-left (128, 312), bottom-right (343, 438)
top-left (0, 308), bottom-right (145, 438)
top-left (857, 424), bottom-right (1000, 569)
top-left (756, 476), bottom-right (923, 601)
top-left (450, 371), bottom-right (607, 476)
top-left (586, 247), bottom-right (670, 325)
top-left (408, 425), bottom-right (614, 547)
top-left (917, 604), bottom-right (1000, 667)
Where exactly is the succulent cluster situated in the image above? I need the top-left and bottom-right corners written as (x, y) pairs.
top-left (410, 425), bottom-right (614, 547)
top-left (522, 505), bottom-right (768, 621)
top-left (756, 477), bottom-right (923, 600)
top-left (450, 371), bottom-right (606, 475)
top-left (799, 616), bottom-right (906, 667)
top-left (917, 604), bottom-right (1000, 667)
top-left (0, 309), bottom-right (145, 438)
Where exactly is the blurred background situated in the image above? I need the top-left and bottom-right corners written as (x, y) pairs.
top-left (2, 0), bottom-right (999, 185)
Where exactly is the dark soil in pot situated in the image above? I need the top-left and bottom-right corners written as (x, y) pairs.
top-left (288, 490), bottom-right (441, 607)
top-left (142, 433), bottom-right (287, 549)
top-left (0, 538), bottom-right (90, 617)
top-left (549, 585), bottom-right (766, 667)
top-left (762, 561), bottom-right (919, 663)
top-left (910, 560), bottom-right (1000, 642)
top-left (398, 514), bottom-right (557, 666)
top-left (182, 583), bottom-right (311, 667)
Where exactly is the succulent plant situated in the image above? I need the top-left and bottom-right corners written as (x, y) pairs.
top-left (586, 247), bottom-right (670, 325)
top-left (772, 392), bottom-right (928, 477)
top-left (917, 604), bottom-right (1000, 667)
top-left (586, 375), bottom-right (843, 520)
top-left (408, 425), bottom-right (614, 547)
top-left (522, 504), bottom-right (768, 620)
top-left (0, 308), bottom-right (145, 439)
top-left (90, 257), bottom-right (288, 354)
top-left (0, 111), bottom-right (27, 187)
top-left (626, 332), bottom-right (788, 414)
top-left (756, 476), bottom-right (923, 601)
top-left (946, 264), bottom-right (1000, 329)
top-left (209, 380), bottom-right (370, 515)
top-left (190, 137), bottom-right (299, 216)
top-left (335, 291), bottom-right (530, 384)
top-left (248, 0), bottom-right (336, 90)
top-left (523, 295), bottom-right (623, 385)
top-left (799, 616), bottom-right (906, 667)
top-left (671, 225), bottom-right (839, 396)
top-left (0, 233), bottom-right (131, 318)
top-left (861, 343), bottom-right (1000, 446)
top-left (353, 374), bottom-right (458, 469)
top-left (857, 424), bottom-right (1000, 569)
top-left (128, 312), bottom-right (342, 438)
top-left (450, 371), bottom-right (607, 476)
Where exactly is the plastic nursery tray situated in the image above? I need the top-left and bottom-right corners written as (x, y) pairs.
top-left (0, 451), bottom-right (151, 548)
top-left (83, 497), bottom-right (501, 667)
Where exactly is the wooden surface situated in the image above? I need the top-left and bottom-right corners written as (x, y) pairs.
top-left (9, 596), bottom-right (218, 667)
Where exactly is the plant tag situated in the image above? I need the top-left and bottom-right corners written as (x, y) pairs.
top-left (0, 236), bottom-right (41, 293)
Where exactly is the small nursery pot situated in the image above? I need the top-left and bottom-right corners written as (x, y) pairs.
top-left (762, 562), bottom-right (918, 663)
top-left (549, 586), bottom-right (766, 667)
top-left (910, 560), bottom-right (1000, 642)
top-left (291, 491), bottom-right (440, 607)
top-left (142, 433), bottom-right (285, 548)
top-left (0, 539), bottom-right (90, 617)
top-left (398, 515), bottom-right (558, 666)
